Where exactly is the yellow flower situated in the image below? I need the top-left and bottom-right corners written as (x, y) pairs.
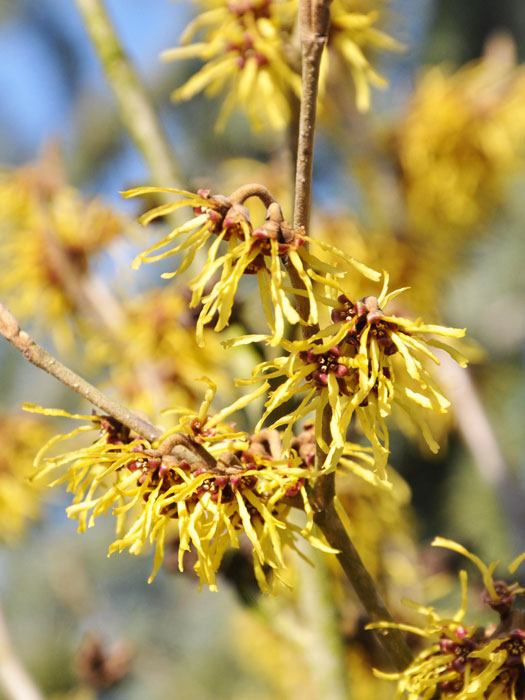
top-left (29, 401), bottom-right (337, 591)
top-left (326, 273), bottom-right (466, 449)
top-left (243, 273), bottom-right (465, 473)
top-left (124, 185), bottom-right (379, 345)
top-left (0, 160), bottom-right (123, 349)
top-left (321, 42), bottom-right (525, 315)
top-left (325, 0), bottom-right (403, 112)
top-left (163, 0), bottom-right (401, 127)
top-left (396, 45), bottom-right (525, 238)
top-left (162, 0), bottom-right (300, 131)
top-left (371, 538), bottom-right (525, 700)
top-left (0, 413), bottom-right (49, 543)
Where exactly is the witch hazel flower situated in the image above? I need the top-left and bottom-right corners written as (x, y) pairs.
top-left (27, 390), bottom-right (341, 592)
top-left (371, 538), bottom-right (525, 700)
top-left (236, 272), bottom-right (466, 475)
top-left (124, 184), bottom-right (379, 346)
top-left (161, 0), bottom-right (300, 131)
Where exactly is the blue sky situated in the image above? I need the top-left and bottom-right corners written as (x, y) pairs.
top-left (0, 1), bottom-right (188, 171)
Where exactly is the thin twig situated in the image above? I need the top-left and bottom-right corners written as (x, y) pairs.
top-left (0, 302), bottom-right (161, 442)
top-left (0, 303), bottom-right (221, 472)
top-left (288, 0), bottom-right (329, 331)
top-left (75, 0), bottom-right (180, 188)
top-left (291, 0), bottom-right (413, 670)
top-left (293, 0), bottom-right (330, 233)
top-left (0, 603), bottom-right (44, 700)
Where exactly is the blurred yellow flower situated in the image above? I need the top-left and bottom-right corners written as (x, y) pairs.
top-left (336, 466), bottom-right (415, 585)
top-left (0, 413), bottom-right (49, 543)
top-left (326, 0), bottom-right (403, 112)
top-left (320, 41), bottom-right (525, 315)
top-left (0, 160), bottom-right (123, 349)
top-left (396, 42), bottom-right (525, 238)
top-left (102, 286), bottom-right (238, 416)
top-left (162, 0), bottom-right (300, 131)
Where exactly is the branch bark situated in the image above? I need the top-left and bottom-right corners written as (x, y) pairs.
top-left (0, 302), bottom-right (161, 442)
top-left (290, 0), bottom-right (413, 670)
top-left (288, 0), bottom-right (330, 332)
top-left (293, 0), bottom-right (331, 233)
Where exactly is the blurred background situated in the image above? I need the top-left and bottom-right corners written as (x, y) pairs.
top-left (1, 0), bottom-right (525, 698)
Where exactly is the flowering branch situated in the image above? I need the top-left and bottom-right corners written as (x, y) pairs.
top-left (75, 0), bottom-right (180, 188)
top-left (289, 0), bottom-right (413, 671)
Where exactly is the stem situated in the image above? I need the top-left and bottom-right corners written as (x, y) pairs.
top-left (75, 0), bottom-right (180, 187)
top-left (312, 408), bottom-right (413, 671)
top-left (293, 0), bottom-right (330, 233)
top-left (289, 0), bottom-right (329, 331)
top-left (228, 183), bottom-right (277, 208)
top-left (290, 0), bottom-right (412, 672)
top-left (0, 302), bottom-right (161, 443)
top-left (0, 604), bottom-right (44, 700)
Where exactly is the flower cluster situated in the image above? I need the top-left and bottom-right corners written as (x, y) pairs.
top-left (162, 0), bottom-right (299, 131)
top-left (372, 538), bottom-right (525, 699)
top-left (163, 0), bottom-right (401, 128)
top-left (29, 402), bottom-right (342, 591)
top-left (240, 274), bottom-right (465, 474)
top-left (124, 185), bottom-right (379, 345)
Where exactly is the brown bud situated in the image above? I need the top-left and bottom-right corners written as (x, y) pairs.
top-left (75, 634), bottom-right (133, 691)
